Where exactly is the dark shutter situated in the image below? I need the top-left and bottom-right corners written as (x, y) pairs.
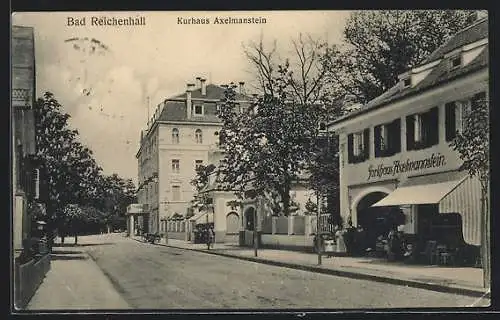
top-left (445, 102), bottom-right (456, 141)
top-left (406, 115), bottom-right (415, 151)
top-left (391, 119), bottom-right (401, 155)
top-left (347, 134), bottom-right (354, 164)
top-left (363, 128), bottom-right (370, 161)
top-left (428, 107), bottom-right (439, 146)
top-left (374, 125), bottom-right (381, 158)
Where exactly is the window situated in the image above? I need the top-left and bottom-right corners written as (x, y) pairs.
top-left (194, 105), bottom-right (203, 116)
top-left (347, 129), bottom-right (370, 164)
top-left (172, 159), bottom-right (180, 173)
top-left (195, 129), bottom-right (203, 144)
top-left (172, 128), bottom-right (179, 144)
top-left (406, 107), bottom-right (439, 150)
top-left (451, 56), bottom-right (462, 69)
top-left (195, 160), bottom-right (203, 170)
top-left (403, 77), bottom-right (411, 88)
top-left (375, 119), bottom-right (401, 157)
top-left (172, 185), bottom-right (181, 201)
top-left (446, 92), bottom-right (485, 141)
top-left (319, 122), bottom-right (327, 131)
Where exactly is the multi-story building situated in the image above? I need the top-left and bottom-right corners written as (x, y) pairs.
top-left (329, 18), bottom-right (488, 261)
top-left (136, 77), bottom-right (251, 235)
top-left (12, 25), bottom-right (45, 252)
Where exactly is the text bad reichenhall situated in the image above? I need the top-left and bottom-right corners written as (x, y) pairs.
top-left (66, 16), bottom-right (146, 27)
top-left (177, 16), bottom-right (267, 25)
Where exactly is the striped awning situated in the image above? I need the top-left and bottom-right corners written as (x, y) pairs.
top-left (439, 175), bottom-right (483, 246)
top-left (372, 171), bottom-right (482, 246)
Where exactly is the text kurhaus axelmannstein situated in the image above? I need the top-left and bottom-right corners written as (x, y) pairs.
top-left (177, 16), bottom-right (267, 25)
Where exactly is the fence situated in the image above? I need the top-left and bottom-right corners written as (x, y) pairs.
top-left (275, 217), bottom-right (289, 234)
top-left (261, 216), bottom-right (273, 234)
top-left (14, 253), bottom-right (51, 309)
top-left (292, 216), bottom-right (306, 235)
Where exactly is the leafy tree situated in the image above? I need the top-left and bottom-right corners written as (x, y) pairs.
top-left (218, 81), bottom-right (322, 216)
top-left (450, 93), bottom-right (490, 288)
top-left (34, 92), bottom-right (136, 235)
top-left (217, 35), bottom-right (344, 217)
top-left (327, 10), bottom-right (480, 103)
top-left (34, 92), bottom-right (103, 227)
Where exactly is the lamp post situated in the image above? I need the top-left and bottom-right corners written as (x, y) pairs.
top-left (160, 201), bottom-right (169, 244)
top-left (254, 206), bottom-right (258, 257)
top-left (316, 189), bottom-right (322, 265)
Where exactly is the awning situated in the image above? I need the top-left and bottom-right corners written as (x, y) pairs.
top-left (372, 171), bottom-right (468, 207)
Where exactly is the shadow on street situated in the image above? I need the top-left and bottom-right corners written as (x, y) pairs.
top-left (53, 242), bottom-right (115, 248)
top-left (51, 250), bottom-right (84, 255)
top-left (50, 254), bottom-right (88, 261)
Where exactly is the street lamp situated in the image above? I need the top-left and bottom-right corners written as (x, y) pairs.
top-left (254, 207), bottom-right (258, 257)
top-left (316, 189), bottom-right (322, 265)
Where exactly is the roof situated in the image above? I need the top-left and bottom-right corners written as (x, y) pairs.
top-left (331, 18), bottom-right (489, 126)
top-left (172, 84), bottom-right (250, 101)
top-left (156, 84), bottom-right (252, 124)
top-left (422, 18), bottom-right (489, 64)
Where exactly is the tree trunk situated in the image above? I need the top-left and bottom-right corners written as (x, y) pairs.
top-left (281, 176), bottom-right (291, 217)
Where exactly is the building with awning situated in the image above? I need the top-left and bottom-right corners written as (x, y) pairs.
top-left (126, 204), bottom-right (149, 236)
top-left (328, 17), bottom-right (488, 259)
top-left (372, 171), bottom-right (481, 245)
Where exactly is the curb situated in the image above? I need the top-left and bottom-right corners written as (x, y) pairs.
top-left (130, 237), bottom-right (490, 299)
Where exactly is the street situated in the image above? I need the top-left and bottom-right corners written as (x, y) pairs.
top-left (75, 234), bottom-right (486, 309)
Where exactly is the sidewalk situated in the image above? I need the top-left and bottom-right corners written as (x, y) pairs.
top-left (25, 240), bottom-right (131, 310)
top-left (134, 236), bottom-right (490, 299)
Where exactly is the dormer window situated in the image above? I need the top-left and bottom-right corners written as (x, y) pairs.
top-left (194, 104), bottom-right (204, 116)
top-left (319, 122), bottom-right (327, 132)
top-left (451, 55), bottom-right (462, 69)
top-left (403, 78), bottom-right (411, 88)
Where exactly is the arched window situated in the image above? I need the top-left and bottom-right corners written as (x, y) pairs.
top-left (172, 128), bottom-right (179, 144)
top-left (195, 129), bottom-right (203, 144)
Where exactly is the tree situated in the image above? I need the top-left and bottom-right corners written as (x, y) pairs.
top-left (450, 93), bottom-right (489, 288)
top-left (327, 10), bottom-right (480, 104)
top-left (223, 34), bottom-right (344, 217)
top-left (34, 92), bottom-right (136, 236)
top-left (34, 92), bottom-right (103, 229)
top-left (218, 81), bottom-right (322, 216)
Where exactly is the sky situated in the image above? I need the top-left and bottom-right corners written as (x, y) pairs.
top-left (12, 11), bottom-right (351, 185)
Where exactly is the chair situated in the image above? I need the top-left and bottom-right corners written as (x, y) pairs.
top-left (419, 240), bottom-right (438, 264)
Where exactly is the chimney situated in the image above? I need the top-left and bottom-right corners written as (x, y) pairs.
top-left (200, 78), bottom-right (207, 96)
top-left (186, 83), bottom-right (195, 119)
top-left (238, 81), bottom-right (245, 95)
top-left (196, 77), bottom-right (202, 89)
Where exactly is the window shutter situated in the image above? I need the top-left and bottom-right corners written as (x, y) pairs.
top-left (406, 115), bottom-right (415, 150)
top-left (363, 128), bottom-right (370, 160)
top-left (347, 134), bottom-right (354, 164)
top-left (429, 107), bottom-right (439, 146)
top-left (445, 102), bottom-right (456, 141)
top-left (374, 125), bottom-right (381, 157)
top-left (392, 119), bottom-right (401, 154)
